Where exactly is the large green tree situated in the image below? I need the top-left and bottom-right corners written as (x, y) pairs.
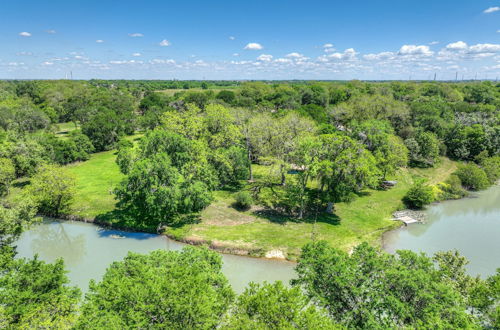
top-left (77, 247), bottom-right (234, 329)
top-left (26, 165), bottom-right (76, 217)
top-left (115, 153), bottom-right (212, 227)
top-left (293, 241), bottom-right (481, 328)
top-left (316, 134), bottom-right (380, 213)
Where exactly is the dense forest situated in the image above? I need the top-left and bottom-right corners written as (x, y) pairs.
top-left (0, 79), bottom-right (499, 328)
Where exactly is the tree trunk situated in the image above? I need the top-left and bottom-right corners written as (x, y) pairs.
top-left (280, 164), bottom-right (286, 186)
top-left (246, 137), bottom-right (254, 182)
top-left (326, 202), bottom-right (334, 214)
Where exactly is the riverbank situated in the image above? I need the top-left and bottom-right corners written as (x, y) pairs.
top-left (6, 149), bottom-right (458, 261)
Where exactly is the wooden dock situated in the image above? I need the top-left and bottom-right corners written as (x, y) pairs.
top-left (396, 216), bottom-right (420, 225)
top-left (392, 211), bottom-right (424, 226)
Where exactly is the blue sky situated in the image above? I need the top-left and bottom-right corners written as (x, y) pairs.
top-left (1, 0), bottom-right (500, 80)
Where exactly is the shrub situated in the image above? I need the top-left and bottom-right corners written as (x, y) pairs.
top-left (439, 174), bottom-right (468, 199)
top-left (480, 156), bottom-right (500, 184)
top-left (455, 163), bottom-right (489, 191)
top-left (234, 191), bottom-right (253, 210)
top-left (403, 181), bottom-right (434, 209)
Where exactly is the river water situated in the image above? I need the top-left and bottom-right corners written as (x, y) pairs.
top-left (15, 184), bottom-right (499, 292)
top-left (384, 184), bottom-right (500, 277)
top-left (15, 220), bottom-right (295, 293)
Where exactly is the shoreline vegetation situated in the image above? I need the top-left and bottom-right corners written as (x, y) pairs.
top-left (21, 148), bottom-right (459, 261)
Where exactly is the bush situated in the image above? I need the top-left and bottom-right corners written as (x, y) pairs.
top-left (234, 191), bottom-right (252, 210)
top-left (439, 174), bottom-right (468, 199)
top-left (480, 156), bottom-right (500, 184)
top-left (455, 163), bottom-right (489, 191)
top-left (403, 181), bottom-right (434, 209)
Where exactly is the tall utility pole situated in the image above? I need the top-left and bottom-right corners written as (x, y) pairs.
top-left (433, 73), bottom-right (436, 81)
top-left (455, 72), bottom-right (458, 81)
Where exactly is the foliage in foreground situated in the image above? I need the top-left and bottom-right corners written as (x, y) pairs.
top-left (77, 247), bottom-right (234, 329)
top-left (0, 257), bottom-right (80, 329)
top-left (222, 281), bottom-right (339, 329)
top-left (293, 241), bottom-right (499, 329)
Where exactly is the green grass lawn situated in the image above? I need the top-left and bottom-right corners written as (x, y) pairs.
top-left (60, 150), bottom-right (456, 259)
top-left (66, 150), bottom-right (124, 219)
top-left (54, 122), bottom-right (79, 139)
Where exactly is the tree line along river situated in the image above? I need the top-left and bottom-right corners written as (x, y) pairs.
top-left (15, 184), bottom-right (499, 292)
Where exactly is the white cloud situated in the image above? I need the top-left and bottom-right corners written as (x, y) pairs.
top-left (159, 39), bottom-right (170, 46)
top-left (398, 44), bottom-right (433, 56)
top-left (497, 30), bottom-right (500, 33)
top-left (244, 42), bottom-right (263, 50)
top-left (275, 58), bottom-right (292, 63)
top-left (468, 43), bottom-right (500, 53)
top-left (132, 53), bottom-right (142, 57)
top-left (19, 32), bottom-right (31, 37)
top-left (323, 43), bottom-right (334, 48)
top-left (429, 41), bottom-right (439, 45)
top-left (321, 48), bottom-right (357, 61)
top-left (128, 33), bottom-right (144, 37)
top-left (233, 53), bottom-right (240, 56)
top-left (110, 60), bottom-right (143, 64)
top-left (42, 61), bottom-right (54, 66)
top-left (229, 36), bottom-right (235, 40)
top-left (45, 29), bottom-right (56, 34)
top-left (446, 41), bottom-right (468, 51)
top-left (150, 59), bottom-right (176, 64)
top-left (16, 51), bottom-right (33, 56)
top-left (363, 51), bottom-right (395, 60)
top-left (96, 39), bottom-right (104, 43)
top-left (257, 54), bottom-right (273, 61)
top-left (285, 52), bottom-right (309, 61)
top-left (483, 7), bottom-right (500, 14)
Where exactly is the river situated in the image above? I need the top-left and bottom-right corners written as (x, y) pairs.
top-left (384, 184), bottom-right (500, 277)
top-left (15, 184), bottom-right (499, 293)
top-left (15, 220), bottom-right (295, 293)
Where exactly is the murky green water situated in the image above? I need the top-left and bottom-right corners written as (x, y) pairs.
top-left (384, 185), bottom-right (500, 277)
top-left (15, 220), bottom-right (295, 293)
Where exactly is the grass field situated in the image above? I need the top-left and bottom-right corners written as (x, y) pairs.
top-left (66, 150), bottom-right (124, 219)
top-left (55, 122), bottom-right (78, 138)
top-left (45, 149), bottom-right (456, 258)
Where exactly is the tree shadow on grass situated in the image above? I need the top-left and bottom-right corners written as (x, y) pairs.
top-left (251, 208), bottom-right (341, 226)
top-left (95, 207), bottom-right (201, 233)
top-left (94, 208), bottom-right (156, 233)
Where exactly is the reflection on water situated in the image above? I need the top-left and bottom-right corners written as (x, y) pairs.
top-left (384, 185), bottom-right (500, 277)
top-left (15, 220), bottom-right (295, 293)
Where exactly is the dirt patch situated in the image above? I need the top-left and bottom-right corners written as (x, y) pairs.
top-left (201, 203), bottom-right (261, 226)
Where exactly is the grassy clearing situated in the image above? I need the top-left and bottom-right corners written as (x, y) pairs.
top-left (54, 122), bottom-right (78, 138)
top-left (66, 150), bottom-right (124, 219)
